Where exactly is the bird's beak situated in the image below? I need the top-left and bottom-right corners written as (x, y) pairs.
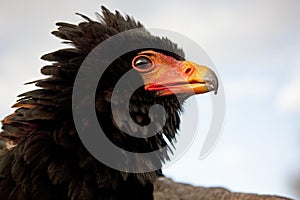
top-left (143, 61), bottom-right (218, 97)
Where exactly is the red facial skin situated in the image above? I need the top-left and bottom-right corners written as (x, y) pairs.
top-left (132, 50), bottom-right (218, 96)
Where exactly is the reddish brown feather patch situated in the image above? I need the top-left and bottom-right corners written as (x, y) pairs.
top-left (2, 114), bottom-right (16, 125)
top-left (11, 103), bottom-right (38, 109)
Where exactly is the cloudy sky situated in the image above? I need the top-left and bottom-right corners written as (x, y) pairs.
top-left (1, 0), bottom-right (300, 198)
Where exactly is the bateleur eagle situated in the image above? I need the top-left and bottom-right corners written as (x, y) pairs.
top-left (0, 6), bottom-right (218, 200)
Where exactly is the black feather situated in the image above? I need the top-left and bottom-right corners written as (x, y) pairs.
top-left (0, 6), bottom-right (185, 200)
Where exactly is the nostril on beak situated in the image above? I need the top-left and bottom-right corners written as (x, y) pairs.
top-left (184, 67), bottom-right (193, 75)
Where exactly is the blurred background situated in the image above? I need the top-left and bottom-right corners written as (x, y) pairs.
top-left (0, 0), bottom-right (299, 199)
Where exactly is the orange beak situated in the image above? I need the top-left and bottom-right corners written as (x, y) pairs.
top-left (145, 61), bottom-right (218, 96)
top-left (133, 50), bottom-right (218, 97)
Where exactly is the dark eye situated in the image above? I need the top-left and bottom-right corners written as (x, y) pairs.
top-left (133, 56), bottom-right (153, 71)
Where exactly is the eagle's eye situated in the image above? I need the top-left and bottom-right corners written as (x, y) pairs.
top-left (132, 56), bottom-right (154, 72)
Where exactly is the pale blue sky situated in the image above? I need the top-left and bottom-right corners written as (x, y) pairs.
top-left (1, 0), bottom-right (299, 199)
